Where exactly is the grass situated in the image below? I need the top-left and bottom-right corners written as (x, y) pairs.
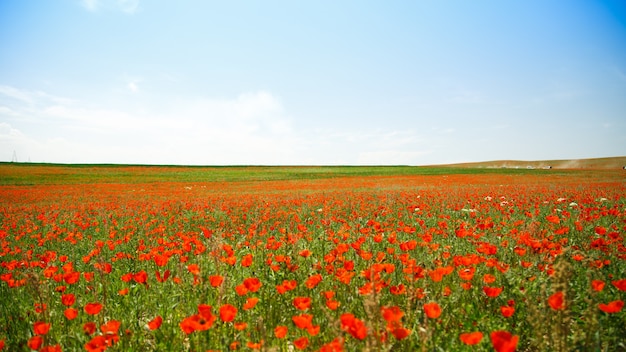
top-left (0, 162), bottom-right (610, 186)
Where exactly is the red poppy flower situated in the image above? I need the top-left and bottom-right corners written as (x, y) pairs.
top-left (33, 321), bottom-right (51, 335)
top-left (241, 254), bottom-right (253, 267)
top-left (340, 313), bottom-right (367, 340)
top-left (101, 320), bottom-right (121, 335)
top-left (235, 284), bottom-right (248, 296)
top-left (381, 306), bottom-right (404, 323)
top-left (483, 274), bottom-right (496, 284)
top-left (294, 336), bottom-right (309, 350)
top-left (148, 316), bottom-right (163, 331)
top-left (243, 277), bottom-right (262, 292)
top-left (219, 304), bottom-right (237, 322)
top-left (548, 291), bottom-right (565, 310)
top-left (84, 335), bottom-right (106, 352)
top-left (61, 293), bottom-right (76, 306)
top-left (28, 336), bottom-right (43, 350)
top-left (209, 275), bottom-right (224, 287)
top-left (458, 267), bottom-right (475, 281)
top-left (305, 274), bottom-right (322, 289)
top-left (483, 286), bottom-right (503, 298)
top-left (243, 297), bottom-right (259, 310)
top-left (64, 271), bottom-right (80, 284)
top-left (490, 330), bottom-right (519, 352)
top-left (460, 331), bottom-right (483, 345)
top-left (307, 325), bottom-right (320, 336)
top-left (64, 308), bottom-right (78, 320)
top-left (592, 280), bottom-right (605, 292)
top-left (233, 321), bottom-right (247, 331)
top-left (598, 300), bottom-right (624, 314)
top-left (83, 322), bottom-right (97, 335)
top-left (423, 302), bottom-right (442, 319)
top-left (391, 327), bottom-right (411, 340)
top-left (325, 299), bottom-right (339, 310)
top-left (187, 264), bottom-right (200, 275)
top-left (133, 270), bottom-right (148, 284)
top-left (612, 279), bottom-right (626, 291)
top-left (545, 214), bottom-right (560, 224)
top-left (500, 305), bottom-right (515, 318)
top-left (274, 325), bottom-right (288, 338)
top-left (155, 269), bottom-right (170, 283)
top-left (293, 297), bottom-right (312, 311)
top-left (292, 314), bottom-right (313, 329)
top-left (389, 284), bottom-right (406, 295)
top-left (84, 302), bottom-right (103, 315)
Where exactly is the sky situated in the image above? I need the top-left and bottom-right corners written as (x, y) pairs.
top-left (1, 0), bottom-right (625, 165)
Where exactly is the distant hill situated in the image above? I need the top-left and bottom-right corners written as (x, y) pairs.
top-left (434, 156), bottom-right (626, 170)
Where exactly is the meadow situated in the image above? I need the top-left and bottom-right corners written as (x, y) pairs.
top-left (0, 163), bottom-right (624, 351)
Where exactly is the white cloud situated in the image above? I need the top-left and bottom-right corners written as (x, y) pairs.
top-left (0, 84), bottom-right (445, 165)
top-left (128, 81), bottom-right (139, 93)
top-left (79, 0), bottom-right (140, 14)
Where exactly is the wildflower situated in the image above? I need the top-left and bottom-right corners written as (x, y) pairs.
top-left (460, 331), bottom-right (483, 345)
top-left (293, 336), bottom-right (309, 350)
top-left (458, 267), bottom-right (475, 281)
top-left (209, 275), bottom-right (224, 287)
top-left (490, 330), bottom-right (519, 352)
top-left (155, 269), bottom-right (170, 282)
top-left (84, 335), bottom-right (107, 352)
top-left (546, 215), bottom-right (560, 224)
top-left (64, 308), bottom-right (78, 320)
top-left (340, 313), bottom-right (367, 340)
top-left (598, 300), bottom-right (624, 314)
top-left (187, 264), bottom-right (200, 275)
top-left (84, 302), bottom-right (103, 315)
top-left (220, 304), bottom-right (237, 322)
top-left (381, 306), bottom-right (404, 323)
top-left (307, 325), bottom-right (320, 336)
top-left (305, 274), bottom-right (322, 289)
top-left (133, 270), bottom-right (148, 284)
top-left (391, 327), bottom-right (411, 340)
top-left (235, 284), bottom-right (248, 296)
top-left (612, 279), bottom-right (626, 291)
top-left (101, 320), bottom-right (121, 335)
top-left (33, 321), bottom-right (51, 335)
top-left (148, 316), bottom-right (162, 330)
top-left (292, 314), bottom-right (313, 329)
top-left (234, 322), bottom-right (248, 331)
top-left (592, 280), bottom-right (605, 292)
top-left (319, 337), bottom-right (344, 352)
top-left (243, 277), bottom-right (262, 292)
top-left (83, 322), bottom-right (97, 335)
top-left (389, 284), bottom-right (406, 295)
top-left (274, 325), bottom-right (288, 338)
top-left (61, 293), bottom-right (76, 306)
top-left (483, 286), bottom-right (503, 298)
top-left (500, 305), bottom-right (515, 318)
top-left (423, 302), bottom-right (442, 319)
top-left (548, 291), bottom-right (565, 310)
top-left (483, 274), bottom-right (497, 284)
top-left (293, 297), bottom-right (312, 311)
top-left (241, 254), bottom-right (253, 267)
top-left (243, 297), bottom-right (259, 310)
top-left (28, 336), bottom-right (44, 350)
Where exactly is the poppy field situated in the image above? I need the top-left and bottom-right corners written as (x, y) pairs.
top-left (0, 164), bottom-right (625, 351)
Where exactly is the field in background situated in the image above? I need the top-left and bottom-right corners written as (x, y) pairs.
top-left (0, 163), bottom-right (624, 351)
top-left (435, 156), bottom-right (626, 170)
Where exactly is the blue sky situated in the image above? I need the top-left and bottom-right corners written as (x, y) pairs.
top-left (1, 0), bottom-right (625, 165)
